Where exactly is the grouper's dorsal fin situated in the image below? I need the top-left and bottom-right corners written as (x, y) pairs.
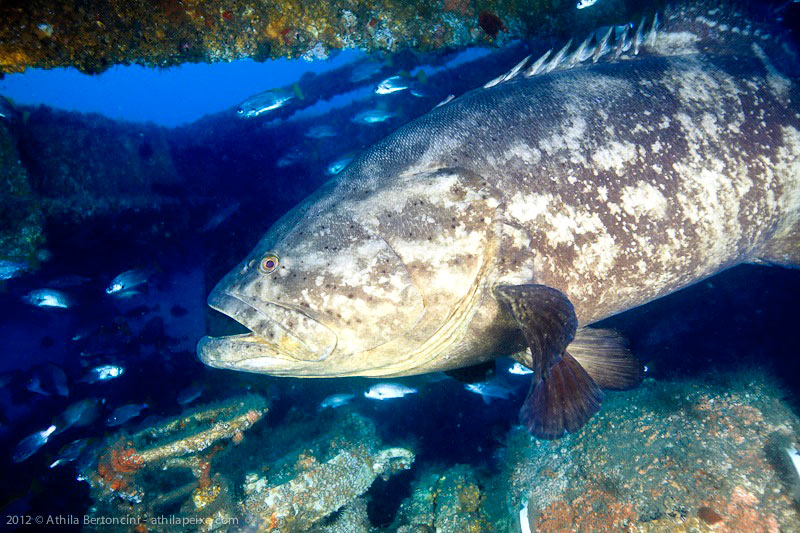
top-left (482, 15), bottom-right (659, 90)
top-left (476, 1), bottom-right (799, 97)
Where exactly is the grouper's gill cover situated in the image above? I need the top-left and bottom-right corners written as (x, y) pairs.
top-left (205, 204), bottom-right (426, 369)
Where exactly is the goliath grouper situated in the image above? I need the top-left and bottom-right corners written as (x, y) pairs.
top-left (198, 4), bottom-right (800, 439)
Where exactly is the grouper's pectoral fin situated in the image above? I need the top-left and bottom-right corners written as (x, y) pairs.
top-left (495, 284), bottom-right (602, 439)
top-left (569, 328), bottom-right (644, 391)
top-left (495, 284), bottom-right (645, 439)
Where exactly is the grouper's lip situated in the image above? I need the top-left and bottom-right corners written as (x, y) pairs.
top-left (200, 288), bottom-right (337, 369)
top-left (197, 334), bottom-right (299, 374)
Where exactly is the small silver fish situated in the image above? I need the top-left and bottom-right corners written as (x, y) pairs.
top-left (364, 383), bottom-right (417, 400)
top-left (306, 125), bottom-right (337, 139)
top-left (27, 364), bottom-right (69, 397)
top-left (277, 148), bottom-right (304, 168)
top-left (13, 425), bottom-right (56, 463)
top-left (375, 75), bottom-right (409, 95)
top-left (352, 109), bottom-right (396, 124)
top-left (81, 364), bottom-right (125, 383)
top-left (236, 88), bottom-right (294, 118)
top-left (326, 156), bottom-right (353, 176)
top-left (50, 438), bottom-right (90, 468)
top-left (319, 393), bottom-right (355, 410)
top-left (106, 269), bottom-right (148, 295)
top-left (202, 202), bottom-right (240, 232)
top-left (508, 362), bottom-right (534, 375)
top-left (576, 0), bottom-right (599, 9)
top-left (24, 289), bottom-right (70, 308)
top-left (464, 381), bottom-right (514, 404)
top-left (176, 383), bottom-right (203, 405)
top-left (106, 403), bottom-right (148, 426)
top-left (54, 398), bottom-right (102, 433)
top-left (0, 259), bottom-right (27, 280)
top-left (349, 61), bottom-right (383, 83)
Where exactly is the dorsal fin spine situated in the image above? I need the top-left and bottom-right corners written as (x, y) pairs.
top-left (633, 16), bottom-right (646, 55)
top-left (544, 38), bottom-right (573, 73)
top-left (592, 26), bottom-right (614, 63)
top-left (479, 14), bottom-right (659, 94)
top-left (524, 49), bottom-right (552, 77)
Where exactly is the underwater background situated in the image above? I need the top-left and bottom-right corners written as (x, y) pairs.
top-left (2, 0), bottom-right (800, 531)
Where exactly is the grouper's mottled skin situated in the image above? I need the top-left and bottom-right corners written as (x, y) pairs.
top-left (198, 6), bottom-right (800, 380)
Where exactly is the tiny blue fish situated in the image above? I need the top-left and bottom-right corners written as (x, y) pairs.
top-left (508, 362), bottom-right (534, 375)
top-left (106, 269), bottom-right (148, 295)
top-left (81, 364), bottom-right (125, 383)
top-left (319, 393), bottom-right (355, 410)
top-left (50, 438), bottom-right (90, 468)
top-left (305, 125), bottom-right (337, 139)
top-left (177, 383), bottom-right (204, 405)
top-left (375, 75), bottom-right (409, 95)
top-left (352, 109), bottom-right (396, 124)
top-left (236, 88), bottom-right (294, 118)
top-left (27, 364), bottom-right (69, 397)
top-left (24, 288), bottom-right (70, 308)
top-left (576, 0), bottom-right (599, 9)
top-left (364, 383), bottom-right (417, 400)
top-left (349, 61), bottom-right (383, 83)
top-left (326, 156), bottom-right (353, 176)
top-left (106, 403), bottom-right (148, 426)
top-left (464, 381), bottom-right (514, 404)
top-left (13, 425), bottom-right (57, 463)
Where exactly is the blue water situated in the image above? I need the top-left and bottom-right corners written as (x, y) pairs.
top-left (0, 52), bottom-right (364, 127)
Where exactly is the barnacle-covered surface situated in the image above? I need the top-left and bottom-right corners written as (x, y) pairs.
top-left (81, 395), bottom-right (268, 531)
top-left (0, 119), bottom-right (44, 262)
top-left (496, 373), bottom-right (800, 531)
top-left (241, 409), bottom-right (414, 531)
top-left (393, 464), bottom-right (490, 532)
top-left (0, 0), bottom-right (629, 74)
top-left (79, 400), bottom-right (414, 532)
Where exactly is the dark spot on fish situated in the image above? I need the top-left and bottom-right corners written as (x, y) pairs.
top-left (478, 11), bottom-right (505, 38)
top-left (170, 305), bottom-right (188, 317)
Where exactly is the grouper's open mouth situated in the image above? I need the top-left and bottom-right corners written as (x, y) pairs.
top-left (197, 288), bottom-right (338, 376)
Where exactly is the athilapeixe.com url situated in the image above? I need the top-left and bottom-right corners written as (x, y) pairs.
top-left (6, 514), bottom-right (239, 527)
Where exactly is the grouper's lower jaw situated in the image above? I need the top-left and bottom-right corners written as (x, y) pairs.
top-left (197, 334), bottom-right (328, 377)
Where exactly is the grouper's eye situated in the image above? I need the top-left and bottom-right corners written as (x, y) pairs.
top-left (258, 253), bottom-right (280, 274)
